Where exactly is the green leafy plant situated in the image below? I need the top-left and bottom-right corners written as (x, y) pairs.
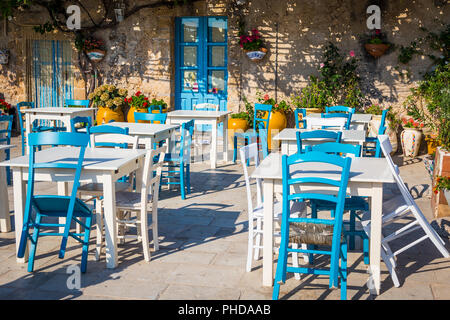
top-left (398, 41), bottom-right (421, 64)
top-left (291, 76), bottom-right (330, 112)
top-left (365, 104), bottom-right (383, 115)
top-left (364, 29), bottom-right (391, 46)
top-left (149, 98), bottom-right (167, 110)
top-left (433, 176), bottom-right (450, 193)
top-left (126, 91), bottom-right (150, 109)
top-left (239, 28), bottom-right (264, 52)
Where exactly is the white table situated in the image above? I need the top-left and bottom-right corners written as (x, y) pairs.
top-left (0, 147), bottom-right (146, 269)
top-left (166, 110), bottom-right (231, 169)
top-left (99, 122), bottom-right (180, 150)
top-left (251, 152), bottom-right (395, 295)
top-left (273, 128), bottom-right (366, 155)
top-left (0, 144), bottom-right (14, 232)
top-left (306, 113), bottom-right (373, 131)
top-left (22, 107), bottom-right (96, 153)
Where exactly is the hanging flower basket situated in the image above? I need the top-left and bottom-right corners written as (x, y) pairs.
top-left (245, 48), bottom-right (268, 62)
top-left (0, 50), bottom-right (9, 65)
top-left (85, 49), bottom-right (106, 62)
top-left (364, 43), bottom-right (390, 58)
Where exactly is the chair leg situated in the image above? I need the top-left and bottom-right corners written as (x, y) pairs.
top-left (349, 210), bottom-right (356, 250)
top-left (292, 243), bottom-right (301, 280)
top-left (186, 164), bottom-right (191, 195)
top-left (340, 241), bottom-right (347, 300)
top-left (254, 217), bottom-right (262, 260)
top-left (27, 214), bottom-right (42, 272)
top-left (140, 210), bottom-right (151, 262)
top-left (246, 218), bottom-right (254, 272)
top-left (233, 135), bottom-right (238, 163)
top-left (95, 199), bottom-right (103, 261)
top-left (152, 204), bottom-right (159, 252)
top-left (180, 164), bottom-right (186, 200)
top-left (81, 216), bottom-right (92, 273)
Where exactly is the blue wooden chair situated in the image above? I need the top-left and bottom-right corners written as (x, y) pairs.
top-left (150, 105), bottom-right (163, 113)
top-left (296, 130), bottom-right (342, 154)
top-left (134, 112), bottom-right (167, 124)
top-left (294, 108), bottom-right (307, 129)
top-left (233, 103), bottom-right (272, 163)
top-left (321, 112), bottom-right (352, 130)
top-left (306, 142), bottom-right (369, 261)
top-left (363, 109), bottom-right (388, 158)
top-left (70, 116), bottom-right (93, 133)
top-left (273, 151), bottom-right (351, 300)
top-left (0, 115), bottom-right (13, 185)
top-left (16, 102), bottom-right (56, 155)
top-left (161, 120), bottom-right (195, 200)
top-left (17, 131), bottom-right (93, 272)
top-left (65, 99), bottom-right (90, 108)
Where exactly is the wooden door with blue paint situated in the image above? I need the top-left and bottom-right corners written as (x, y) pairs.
top-left (175, 17), bottom-right (228, 112)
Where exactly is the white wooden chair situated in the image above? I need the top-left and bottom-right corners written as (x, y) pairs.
top-left (240, 143), bottom-right (305, 277)
top-left (110, 145), bottom-right (167, 261)
top-left (361, 135), bottom-right (449, 287)
top-left (306, 117), bottom-right (346, 130)
top-left (77, 130), bottom-right (139, 260)
top-left (192, 103), bottom-right (219, 161)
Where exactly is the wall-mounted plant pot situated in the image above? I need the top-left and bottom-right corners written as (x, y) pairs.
top-left (245, 48), bottom-right (268, 62)
top-left (85, 49), bottom-right (106, 62)
top-left (0, 50), bottom-right (9, 65)
top-left (364, 43), bottom-right (390, 58)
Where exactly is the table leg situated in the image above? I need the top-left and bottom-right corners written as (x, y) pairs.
top-left (222, 116), bottom-right (229, 163)
top-left (211, 120), bottom-right (218, 169)
top-left (281, 141), bottom-right (289, 155)
top-left (13, 169), bottom-right (27, 263)
top-left (25, 113), bottom-right (32, 155)
top-left (103, 173), bottom-right (118, 268)
top-left (0, 151), bottom-right (11, 232)
top-left (368, 183), bottom-right (383, 295)
top-left (263, 179), bottom-right (275, 287)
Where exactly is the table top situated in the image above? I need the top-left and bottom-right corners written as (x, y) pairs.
top-left (0, 147), bottom-right (146, 171)
top-left (306, 113), bottom-right (373, 123)
top-left (100, 122), bottom-right (179, 136)
top-left (273, 128), bottom-right (366, 143)
top-left (21, 107), bottom-right (96, 114)
top-left (252, 152), bottom-right (394, 184)
top-left (167, 110), bottom-right (231, 118)
top-left (0, 144), bottom-right (15, 151)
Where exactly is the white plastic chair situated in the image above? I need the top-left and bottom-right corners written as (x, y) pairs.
top-left (306, 117), bottom-right (347, 130)
top-left (192, 103), bottom-right (219, 161)
top-left (110, 145), bottom-right (167, 261)
top-left (240, 143), bottom-right (305, 277)
top-left (361, 135), bottom-right (449, 287)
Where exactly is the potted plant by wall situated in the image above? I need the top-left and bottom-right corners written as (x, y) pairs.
top-left (364, 29), bottom-right (391, 58)
top-left (83, 38), bottom-right (106, 62)
top-left (433, 176), bottom-right (450, 206)
top-left (126, 91), bottom-right (150, 123)
top-left (149, 98), bottom-right (168, 114)
top-left (239, 28), bottom-right (268, 62)
top-left (257, 91), bottom-right (290, 150)
top-left (228, 97), bottom-right (251, 148)
top-left (88, 84), bottom-right (127, 125)
top-left (291, 76), bottom-right (330, 114)
top-left (400, 117), bottom-right (424, 158)
top-left (0, 49), bottom-right (9, 65)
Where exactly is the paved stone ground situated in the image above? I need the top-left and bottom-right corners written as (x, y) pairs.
top-left (0, 134), bottom-right (449, 300)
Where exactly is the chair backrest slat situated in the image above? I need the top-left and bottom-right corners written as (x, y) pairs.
top-left (296, 130), bottom-right (342, 154)
top-left (306, 141), bottom-right (361, 158)
top-left (70, 116), bottom-right (93, 133)
top-left (325, 105), bottom-right (355, 114)
top-left (65, 99), bottom-right (90, 108)
top-left (134, 112), bottom-right (167, 124)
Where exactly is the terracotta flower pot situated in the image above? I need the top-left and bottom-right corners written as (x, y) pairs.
top-left (96, 106), bottom-right (124, 125)
top-left (364, 43), bottom-right (389, 58)
top-left (401, 127), bottom-right (422, 158)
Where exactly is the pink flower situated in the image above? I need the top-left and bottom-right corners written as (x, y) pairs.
top-left (375, 29), bottom-right (381, 35)
top-left (264, 94), bottom-right (269, 101)
top-left (320, 63), bottom-right (325, 68)
top-left (349, 50), bottom-right (355, 57)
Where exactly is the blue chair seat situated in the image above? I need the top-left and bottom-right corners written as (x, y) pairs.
top-left (312, 196), bottom-right (369, 211)
top-left (33, 196), bottom-right (92, 217)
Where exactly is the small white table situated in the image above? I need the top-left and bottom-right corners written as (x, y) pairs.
top-left (251, 152), bottom-right (394, 295)
top-left (22, 107), bottom-right (96, 153)
top-left (0, 144), bottom-right (14, 232)
top-left (306, 113), bottom-right (373, 131)
top-left (273, 128), bottom-right (366, 155)
top-left (166, 110), bottom-right (231, 169)
top-left (0, 147), bottom-right (146, 269)
top-left (99, 122), bottom-right (180, 150)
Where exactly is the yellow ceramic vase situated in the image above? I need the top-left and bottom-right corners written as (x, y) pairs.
top-left (228, 118), bottom-right (249, 149)
top-left (264, 110), bottom-right (287, 150)
top-left (127, 106), bottom-right (149, 123)
top-left (96, 106), bottom-right (124, 125)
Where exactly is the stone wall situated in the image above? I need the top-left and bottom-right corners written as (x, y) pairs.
top-left (0, 0), bottom-right (448, 116)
